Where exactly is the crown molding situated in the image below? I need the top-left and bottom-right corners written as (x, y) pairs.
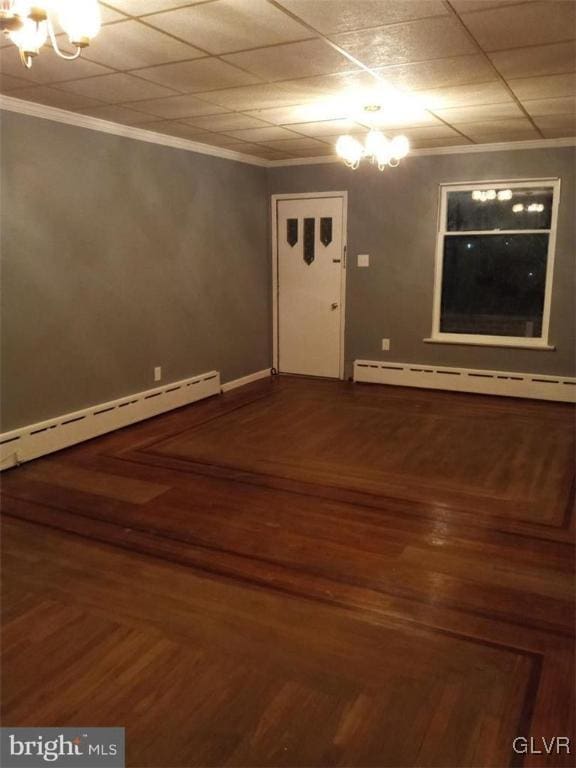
top-left (267, 136), bottom-right (576, 167)
top-left (2, 95), bottom-right (574, 169)
top-left (0, 95), bottom-right (268, 168)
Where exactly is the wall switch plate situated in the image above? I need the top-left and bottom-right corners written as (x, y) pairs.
top-left (154, 366), bottom-right (162, 382)
top-left (381, 338), bottom-right (390, 351)
top-left (357, 253), bottom-right (369, 267)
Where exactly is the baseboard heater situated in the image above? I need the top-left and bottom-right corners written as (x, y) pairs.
top-left (354, 360), bottom-right (576, 403)
top-left (0, 370), bottom-right (221, 470)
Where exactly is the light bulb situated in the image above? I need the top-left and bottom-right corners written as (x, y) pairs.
top-left (58, 0), bottom-right (100, 47)
top-left (389, 134), bottom-right (410, 160)
top-left (336, 135), bottom-right (364, 168)
top-left (512, 203), bottom-right (524, 213)
top-left (364, 129), bottom-right (387, 158)
top-left (9, 15), bottom-right (47, 55)
top-left (485, 189), bottom-right (497, 200)
top-left (497, 189), bottom-right (512, 201)
top-left (472, 190), bottom-right (484, 201)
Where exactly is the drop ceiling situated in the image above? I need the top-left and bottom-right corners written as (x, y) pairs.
top-left (1, 0), bottom-right (575, 162)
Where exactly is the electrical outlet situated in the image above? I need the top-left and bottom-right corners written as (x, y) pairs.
top-left (381, 338), bottom-right (390, 351)
top-left (357, 253), bottom-right (370, 267)
top-left (154, 366), bottom-right (162, 382)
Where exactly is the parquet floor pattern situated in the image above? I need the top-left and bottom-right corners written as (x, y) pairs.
top-left (1, 376), bottom-right (574, 767)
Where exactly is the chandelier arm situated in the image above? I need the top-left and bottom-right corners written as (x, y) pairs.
top-left (18, 49), bottom-right (33, 69)
top-left (47, 18), bottom-right (82, 60)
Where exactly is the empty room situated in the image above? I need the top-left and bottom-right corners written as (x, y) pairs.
top-left (0, 1), bottom-right (575, 766)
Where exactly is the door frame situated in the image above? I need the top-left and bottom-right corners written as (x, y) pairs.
top-left (271, 191), bottom-right (348, 379)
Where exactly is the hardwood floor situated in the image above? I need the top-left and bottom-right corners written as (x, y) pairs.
top-left (1, 376), bottom-right (574, 767)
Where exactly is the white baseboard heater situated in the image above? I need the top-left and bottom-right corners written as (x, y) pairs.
top-left (354, 360), bottom-right (576, 403)
top-left (0, 370), bottom-right (221, 470)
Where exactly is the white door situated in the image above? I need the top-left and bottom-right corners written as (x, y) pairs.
top-left (276, 195), bottom-right (345, 378)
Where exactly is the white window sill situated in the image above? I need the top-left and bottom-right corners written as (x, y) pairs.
top-left (424, 337), bottom-right (556, 351)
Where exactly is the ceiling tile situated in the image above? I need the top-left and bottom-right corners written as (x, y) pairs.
top-left (138, 119), bottom-right (206, 136)
top-left (181, 112), bottom-right (270, 131)
top-left (125, 93), bottom-right (228, 118)
top-left (74, 104), bottom-right (161, 124)
top-left (226, 126), bottom-right (302, 141)
top-left (399, 124), bottom-right (462, 139)
top-left (105, 0), bottom-right (207, 13)
top-left (182, 131), bottom-right (250, 147)
top-left (0, 73), bottom-right (33, 91)
top-left (6, 85), bottom-right (101, 110)
top-left (284, 144), bottom-right (338, 156)
top-left (82, 20), bottom-right (204, 70)
top-left (410, 135), bottom-right (473, 148)
top-left (455, 117), bottom-right (540, 139)
top-left (471, 131), bottom-right (542, 143)
top-left (332, 16), bottom-right (477, 68)
top-left (244, 148), bottom-right (296, 159)
top-left (144, 0), bottom-right (311, 55)
top-left (275, 0), bottom-right (448, 35)
top-left (417, 81), bottom-right (514, 109)
top-left (459, 1), bottom-right (576, 51)
top-left (259, 136), bottom-right (330, 152)
top-left (508, 72), bottom-right (576, 100)
top-left (360, 109), bottom-right (439, 128)
top-left (244, 102), bottom-right (351, 124)
top-left (281, 118), bottom-right (368, 136)
top-left (198, 82), bottom-right (322, 110)
top-left (222, 39), bottom-right (357, 82)
top-left (373, 54), bottom-right (495, 91)
top-left (450, 0), bottom-right (535, 11)
top-left (522, 95), bottom-right (576, 116)
top-left (435, 102), bottom-right (524, 122)
top-left (282, 70), bottom-right (384, 97)
top-left (99, 6), bottom-right (128, 23)
top-left (488, 42), bottom-right (576, 80)
top-left (0, 45), bottom-right (114, 83)
top-left (135, 58), bottom-right (261, 92)
top-left (217, 141), bottom-right (274, 156)
top-left (153, 122), bottom-right (211, 139)
top-left (533, 113), bottom-right (576, 137)
top-left (58, 73), bottom-right (178, 103)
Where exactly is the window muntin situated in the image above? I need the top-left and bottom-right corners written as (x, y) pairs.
top-left (432, 180), bottom-right (559, 347)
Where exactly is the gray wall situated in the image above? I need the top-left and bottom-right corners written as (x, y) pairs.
top-left (2, 111), bottom-right (574, 432)
top-left (1, 111), bottom-right (271, 431)
top-left (268, 147), bottom-right (576, 379)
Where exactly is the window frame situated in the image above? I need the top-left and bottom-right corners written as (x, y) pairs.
top-left (427, 178), bottom-right (561, 349)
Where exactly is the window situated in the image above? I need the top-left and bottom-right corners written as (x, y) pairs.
top-left (430, 179), bottom-right (560, 348)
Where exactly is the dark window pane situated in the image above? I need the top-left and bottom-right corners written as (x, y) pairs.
top-left (440, 234), bottom-right (548, 337)
top-left (447, 187), bottom-right (553, 231)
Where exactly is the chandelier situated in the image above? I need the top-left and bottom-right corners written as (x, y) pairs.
top-left (0, 1), bottom-right (101, 69)
top-left (336, 130), bottom-right (410, 170)
top-left (335, 105), bottom-right (410, 170)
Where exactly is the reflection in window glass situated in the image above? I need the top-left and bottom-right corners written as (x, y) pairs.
top-left (447, 187), bottom-right (553, 231)
top-left (440, 234), bottom-right (549, 337)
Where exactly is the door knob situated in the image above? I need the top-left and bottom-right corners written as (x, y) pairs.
top-left (331, 302), bottom-right (339, 310)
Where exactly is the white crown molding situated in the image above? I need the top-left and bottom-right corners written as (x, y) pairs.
top-left (0, 95), bottom-right (268, 168)
top-left (2, 95), bottom-right (574, 169)
top-left (267, 136), bottom-right (576, 167)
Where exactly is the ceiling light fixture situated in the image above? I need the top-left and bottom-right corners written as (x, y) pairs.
top-left (0, 0), bottom-right (101, 69)
top-left (336, 128), bottom-right (410, 171)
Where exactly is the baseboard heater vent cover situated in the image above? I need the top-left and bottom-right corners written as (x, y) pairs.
top-left (0, 371), bottom-right (221, 470)
top-left (354, 360), bottom-right (575, 403)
